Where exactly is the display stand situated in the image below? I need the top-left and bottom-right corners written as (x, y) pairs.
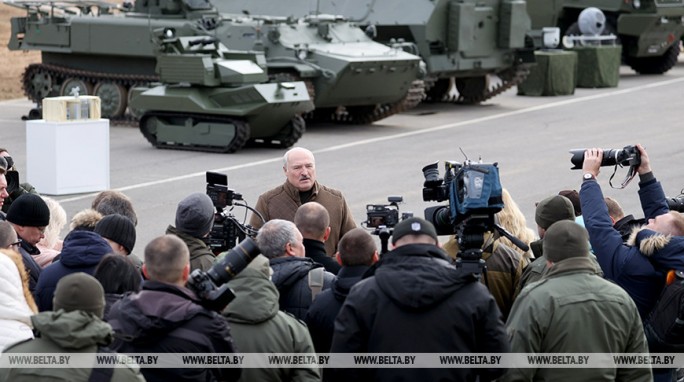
top-left (26, 119), bottom-right (110, 195)
top-left (573, 45), bottom-right (621, 88)
top-left (518, 50), bottom-right (578, 96)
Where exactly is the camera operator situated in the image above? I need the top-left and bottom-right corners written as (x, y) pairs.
top-left (165, 193), bottom-right (216, 272)
top-left (0, 164), bottom-right (9, 220)
top-left (0, 148), bottom-right (38, 214)
top-left (580, 144), bottom-right (684, 382)
top-left (330, 217), bottom-right (509, 382)
top-left (108, 235), bottom-right (241, 382)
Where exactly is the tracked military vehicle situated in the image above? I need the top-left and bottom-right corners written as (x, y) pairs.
top-left (129, 29), bottom-right (313, 153)
top-left (216, 0), bottom-right (536, 104)
top-left (5, 0), bottom-right (424, 124)
top-left (526, 0), bottom-right (684, 74)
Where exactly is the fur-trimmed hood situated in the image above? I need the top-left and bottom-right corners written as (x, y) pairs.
top-left (627, 226), bottom-right (671, 256)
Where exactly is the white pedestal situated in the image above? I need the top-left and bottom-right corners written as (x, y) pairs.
top-left (26, 119), bottom-right (110, 195)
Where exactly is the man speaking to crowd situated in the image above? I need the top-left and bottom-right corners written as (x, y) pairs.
top-left (250, 147), bottom-right (356, 256)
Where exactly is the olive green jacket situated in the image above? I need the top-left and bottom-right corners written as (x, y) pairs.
top-left (503, 256), bottom-right (651, 382)
top-left (166, 225), bottom-right (215, 272)
top-left (0, 310), bottom-right (145, 382)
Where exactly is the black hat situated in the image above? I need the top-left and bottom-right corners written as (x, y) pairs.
top-left (543, 220), bottom-right (590, 262)
top-left (53, 272), bottom-right (105, 318)
top-left (535, 195), bottom-right (575, 230)
top-left (391, 217), bottom-right (438, 245)
top-left (94, 214), bottom-right (136, 254)
top-left (7, 193), bottom-right (50, 227)
top-left (175, 193), bottom-right (215, 238)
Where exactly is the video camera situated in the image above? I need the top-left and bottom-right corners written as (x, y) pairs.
top-left (421, 159), bottom-right (527, 275)
top-left (362, 196), bottom-right (413, 253)
top-left (569, 145), bottom-right (641, 189)
top-left (187, 236), bottom-right (261, 311)
top-left (205, 171), bottom-right (259, 254)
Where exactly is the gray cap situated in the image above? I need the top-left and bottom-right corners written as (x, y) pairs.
top-left (175, 193), bottom-right (215, 238)
top-left (543, 220), bottom-right (590, 262)
top-left (535, 195), bottom-right (575, 230)
top-left (53, 272), bottom-right (105, 318)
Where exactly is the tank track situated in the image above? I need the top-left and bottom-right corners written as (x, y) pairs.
top-left (421, 64), bottom-right (532, 105)
top-left (247, 115), bottom-right (306, 149)
top-left (139, 111), bottom-right (250, 153)
top-left (22, 63), bottom-right (158, 126)
top-left (314, 79), bottom-right (426, 124)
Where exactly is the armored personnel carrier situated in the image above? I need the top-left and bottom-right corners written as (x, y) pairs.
top-left (5, 0), bottom-right (424, 124)
top-left (216, 0), bottom-right (535, 104)
top-left (526, 0), bottom-right (684, 74)
top-left (129, 30), bottom-right (313, 153)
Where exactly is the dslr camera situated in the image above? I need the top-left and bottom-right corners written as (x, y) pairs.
top-left (187, 237), bottom-right (261, 311)
top-left (569, 145), bottom-right (641, 170)
top-left (667, 189), bottom-right (684, 213)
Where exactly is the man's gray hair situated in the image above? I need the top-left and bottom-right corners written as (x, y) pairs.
top-left (256, 219), bottom-right (299, 259)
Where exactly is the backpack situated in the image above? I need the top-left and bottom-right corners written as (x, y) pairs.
top-left (644, 270), bottom-right (684, 351)
top-left (308, 267), bottom-right (325, 302)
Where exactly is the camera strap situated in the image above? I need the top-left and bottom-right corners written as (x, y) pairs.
top-left (608, 163), bottom-right (638, 189)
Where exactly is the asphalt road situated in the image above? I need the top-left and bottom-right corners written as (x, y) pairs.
top-left (1, 58), bottom-right (683, 254)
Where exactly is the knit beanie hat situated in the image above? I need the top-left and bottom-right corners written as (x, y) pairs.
top-left (391, 217), bottom-right (439, 245)
top-left (53, 272), bottom-right (105, 318)
top-left (535, 195), bottom-right (575, 230)
top-left (7, 193), bottom-right (50, 227)
top-left (94, 214), bottom-right (136, 254)
top-left (543, 220), bottom-right (590, 262)
top-left (175, 193), bottom-right (215, 238)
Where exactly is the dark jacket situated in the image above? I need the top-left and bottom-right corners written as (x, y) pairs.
top-left (303, 238), bottom-right (340, 275)
top-left (166, 225), bottom-right (216, 272)
top-left (305, 265), bottom-right (368, 353)
top-left (580, 175), bottom-right (667, 319)
top-left (615, 214), bottom-right (645, 242)
top-left (250, 180), bottom-right (357, 256)
top-left (270, 256), bottom-right (335, 321)
top-left (330, 243), bottom-right (509, 382)
top-left (103, 293), bottom-right (124, 322)
top-left (34, 230), bottom-right (112, 311)
top-left (108, 280), bottom-right (241, 382)
top-left (17, 240), bottom-right (42, 293)
top-left (222, 256), bottom-right (320, 382)
top-left (504, 256), bottom-right (651, 382)
top-left (0, 310), bottom-right (145, 382)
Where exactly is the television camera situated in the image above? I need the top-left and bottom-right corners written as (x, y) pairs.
top-left (569, 145), bottom-right (641, 189)
top-left (205, 171), bottom-right (262, 254)
top-left (421, 159), bottom-right (528, 276)
top-left (362, 196), bottom-right (413, 253)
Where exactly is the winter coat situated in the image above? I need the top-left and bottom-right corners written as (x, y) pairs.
top-left (503, 256), bottom-right (651, 382)
top-left (269, 256), bottom-right (335, 321)
top-left (250, 180), bottom-right (357, 256)
top-left (305, 265), bottom-right (368, 353)
top-left (17, 240), bottom-right (42, 293)
top-left (330, 243), bottom-right (509, 382)
top-left (108, 280), bottom-right (240, 382)
top-left (303, 238), bottom-right (340, 275)
top-left (34, 230), bottom-right (112, 312)
top-left (580, 176), bottom-right (668, 318)
top-left (0, 310), bottom-right (145, 382)
top-left (166, 225), bottom-right (215, 272)
top-left (222, 258), bottom-right (320, 382)
top-left (444, 232), bottom-right (523, 320)
top-left (0, 253), bottom-right (34, 352)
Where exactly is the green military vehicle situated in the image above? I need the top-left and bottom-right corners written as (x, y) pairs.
top-left (526, 0), bottom-right (684, 74)
top-left (129, 30), bottom-right (314, 153)
top-left (216, 0), bottom-right (536, 104)
top-left (4, 0), bottom-right (424, 124)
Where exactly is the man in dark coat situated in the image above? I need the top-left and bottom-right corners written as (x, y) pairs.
top-left (256, 219), bottom-right (335, 320)
top-left (305, 227), bottom-right (377, 354)
top-left (34, 230), bottom-right (113, 311)
top-left (6, 193), bottom-right (50, 292)
top-left (108, 234), bottom-right (241, 382)
top-left (295, 201), bottom-right (341, 274)
top-left (330, 217), bottom-right (509, 382)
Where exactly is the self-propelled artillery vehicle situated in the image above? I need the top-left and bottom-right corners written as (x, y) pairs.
top-left (526, 0), bottom-right (684, 74)
top-left (5, 0), bottom-right (424, 124)
top-left (216, 0), bottom-right (536, 104)
top-left (128, 29), bottom-right (313, 153)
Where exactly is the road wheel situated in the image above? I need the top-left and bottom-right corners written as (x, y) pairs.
top-left (94, 81), bottom-right (128, 118)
